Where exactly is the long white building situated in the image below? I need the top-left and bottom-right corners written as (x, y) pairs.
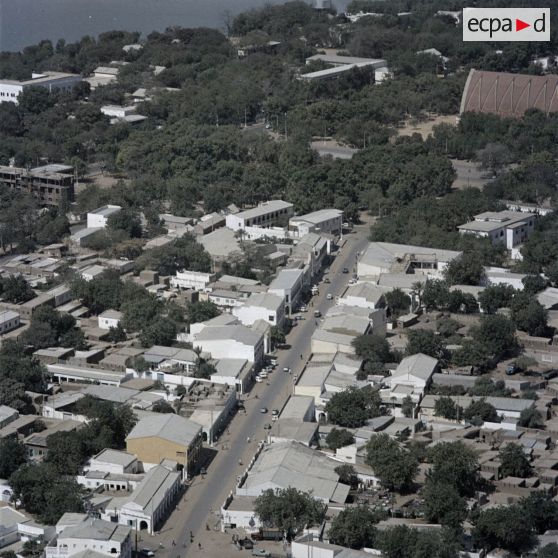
top-left (225, 200), bottom-right (294, 231)
top-left (0, 71), bottom-right (82, 104)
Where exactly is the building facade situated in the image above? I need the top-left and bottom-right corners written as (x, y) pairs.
top-left (0, 164), bottom-right (75, 206)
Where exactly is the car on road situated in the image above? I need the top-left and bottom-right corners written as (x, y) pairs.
top-left (252, 550), bottom-right (271, 557)
top-left (140, 549), bottom-right (155, 557)
top-left (300, 306), bottom-right (307, 312)
top-left (342, 267), bottom-right (349, 273)
top-left (326, 293), bottom-right (333, 300)
top-left (259, 371), bottom-right (268, 378)
top-left (255, 376), bottom-right (263, 383)
top-left (283, 367), bottom-right (290, 373)
top-left (314, 310), bottom-right (322, 318)
top-left (260, 407), bottom-right (268, 414)
top-left (296, 315), bottom-right (305, 320)
top-left (272, 409), bottom-right (279, 416)
top-left (324, 277), bottom-right (330, 283)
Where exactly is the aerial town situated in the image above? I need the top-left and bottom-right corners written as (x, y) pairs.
top-left (0, 1), bottom-right (558, 558)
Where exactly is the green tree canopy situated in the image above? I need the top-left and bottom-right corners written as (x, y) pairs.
top-left (499, 442), bottom-right (532, 478)
top-left (325, 428), bottom-right (355, 451)
top-left (365, 433), bottom-right (418, 492)
top-left (254, 487), bottom-right (326, 540)
top-left (325, 386), bottom-right (382, 428)
top-left (328, 506), bottom-right (384, 549)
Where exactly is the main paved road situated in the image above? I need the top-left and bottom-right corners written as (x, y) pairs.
top-left (157, 221), bottom-right (371, 557)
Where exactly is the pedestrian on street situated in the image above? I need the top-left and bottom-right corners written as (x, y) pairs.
top-left (172, 540), bottom-right (176, 547)
top-left (198, 543), bottom-right (202, 550)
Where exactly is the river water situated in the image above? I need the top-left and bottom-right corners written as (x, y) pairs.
top-left (0, 0), bottom-right (351, 52)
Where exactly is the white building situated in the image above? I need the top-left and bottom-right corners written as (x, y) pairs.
top-left (170, 270), bottom-right (216, 291)
top-left (87, 205), bottom-right (122, 229)
top-left (98, 310), bottom-right (123, 330)
top-left (338, 283), bottom-right (387, 310)
top-left (87, 449), bottom-right (140, 475)
top-left (357, 242), bottom-right (461, 278)
top-left (268, 269), bottom-right (305, 314)
top-left (299, 54), bottom-right (387, 82)
top-left (225, 200), bottom-right (294, 231)
top-left (0, 507), bottom-right (28, 548)
top-left (0, 71), bottom-right (82, 104)
top-left (458, 211), bottom-right (535, 250)
top-left (0, 311), bottom-right (20, 334)
top-left (46, 518), bottom-right (132, 558)
top-left (289, 209), bottom-right (343, 236)
top-left (195, 325), bottom-right (264, 364)
top-left (383, 353), bottom-right (439, 404)
top-left (232, 292), bottom-right (286, 328)
top-left (100, 465), bottom-right (181, 536)
top-left (79, 264), bottom-right (107, 282)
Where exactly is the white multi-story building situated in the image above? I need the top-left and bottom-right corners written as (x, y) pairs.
top-left (458, 211), bottom-right (536, 250)
top-left (99, 465), bottom-right (181, 536)
top-left (232, 293), bottom-right (286, 328)
top-left (46, 518), bottom-right (132, 558)
top-left (194, 325), bottom-right (264, 364)
top-left (268, 269), bottom-right (305, 314)
top-left (289, 209), bottom-right (343, 236)
top-left (0, 72), bottom-right (82, 104)
top-left (86, 205), bottom-right (122, 228)
top-left (225, 200), bottom-right (294, 231)
top-left (170, 270), bottom-right (216, 291)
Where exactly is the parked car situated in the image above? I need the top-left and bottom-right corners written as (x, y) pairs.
top-left (314, 310), bottom-right (322, 318)
top-left (324, 277), bottom-right (330, 283)
top-left (140, 549), bottom-right (155, 557)
top-left (326, 293), bottom-right (333, 300)
top-left (260, 407), bottom-right (268, 414)
top-left (300, 306), bottom-right (307, 312)
top-left (272, 409), bottom-right (279, 416)
top-left (259, 371), bottom-right (268, 379)
top-left (342, 267), bottom-right (349, 273)
top-left (255, 376), bottom-right (263, 383)
top-left (252, 550), bottom-right (271, 557)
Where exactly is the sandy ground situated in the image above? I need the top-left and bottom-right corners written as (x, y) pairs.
top-left (396, 114), bottom-right (458, 140)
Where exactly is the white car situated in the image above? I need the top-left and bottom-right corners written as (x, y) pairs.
top-left (326, 293), bottom-right (333, 300)
top-left (255, 376), bottom-right (263, 383)
top-left (300, 306), bottom-right (307, 312)
top-left (283, 367), bottom-right (290, 373)
top-left (259, 371), bottom-right (268, 379)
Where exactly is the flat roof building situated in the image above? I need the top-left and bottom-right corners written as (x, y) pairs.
top-left (0, 164), bottom-right (75, 206)
top-left (0, 71), bottom-right (82, 104)
top-left (225, 200), bottom-right (294, 231)
top-left (458, 211), bottom-right (535, 251)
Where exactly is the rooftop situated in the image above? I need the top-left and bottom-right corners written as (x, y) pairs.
top-left (459, 211), bottom-right (534, 233)
top-left (233, 200), bottom-right (293, 221)
top-left (290, 208), bottom-right (343, 224)
top-left (59, 519), bottom-right (130, 543)
top-left (268, 268), bottom-right (304, 291)
top-left (195, 324), bottom-right (262, 346)
top-left (242, 292), bottom-right (284, 311)
top-left (359, 242), bottom-right (461, 272)
top-left (126, 413), bottom-right (201, 447)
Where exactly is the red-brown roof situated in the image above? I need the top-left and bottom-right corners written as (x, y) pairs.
top-left (460, 69), bottom-right (558, 117)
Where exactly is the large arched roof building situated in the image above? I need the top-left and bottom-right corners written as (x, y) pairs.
top-left (460, 69), bottom-right (558, 117)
